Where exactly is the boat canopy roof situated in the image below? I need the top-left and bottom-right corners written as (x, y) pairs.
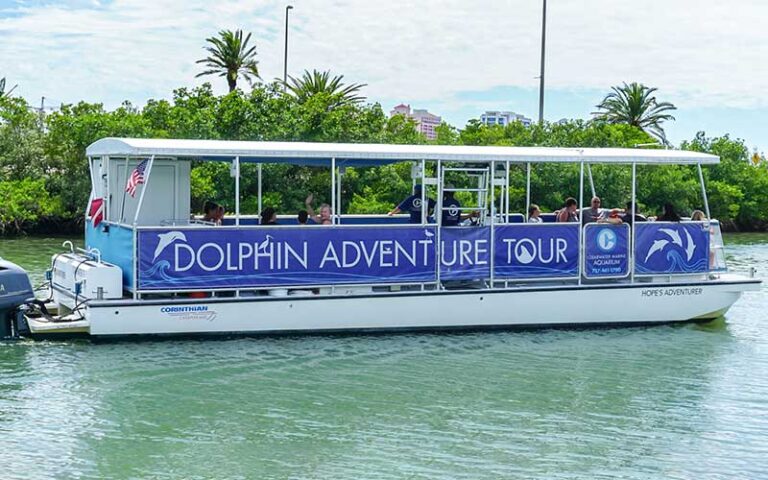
top-left (86, 137), bottom-right (720, 166)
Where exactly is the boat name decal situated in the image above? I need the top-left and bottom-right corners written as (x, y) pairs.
top-left (641, 287), bottom-right (704, 297)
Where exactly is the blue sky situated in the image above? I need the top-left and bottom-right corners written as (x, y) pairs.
top-left (1, 0), bottom-right (766, 151)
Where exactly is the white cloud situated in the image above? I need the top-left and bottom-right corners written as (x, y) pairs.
top-left (1, 0), bottom-right (767, 114)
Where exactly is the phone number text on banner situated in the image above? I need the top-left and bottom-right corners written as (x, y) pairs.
top-left (584, 224), bottom-right (630, 278)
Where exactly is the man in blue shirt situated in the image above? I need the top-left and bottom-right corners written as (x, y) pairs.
top-left (441, 186), bottom-right (479, 226)
top-left (388, 184), bottom-right (436, 224)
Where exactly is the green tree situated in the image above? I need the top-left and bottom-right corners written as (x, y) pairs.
top-left (196, 29), bottom-right (260, 92)
top-left (284, 70), bottom-right (366, 107)
top-left (592, 82), bottom-right (676, 143)
top-left (0, 178), bottom-right (63, 234)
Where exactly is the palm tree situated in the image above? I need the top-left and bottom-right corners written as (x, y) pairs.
top-left (196, 30), bottom-right (260, 92)
top-left (284, 69), bottom-right (366, 105)
top-left (0, 77), bottom-right (18, 99)
top-left (592, 82), bottom-right (677, 143)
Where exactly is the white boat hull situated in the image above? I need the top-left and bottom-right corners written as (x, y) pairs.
top-left (29, 275), bottom-right (758, 338)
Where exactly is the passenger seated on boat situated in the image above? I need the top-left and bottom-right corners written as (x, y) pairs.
top-left (556, 198), bottom-right (579, 223)
top-left (621, 201), bottom-right (646, 226)
top-left (305, 194), bottom-right (332, 225)
top-left (656, 203), bottom-right (681, 222)
top-left (215, 205), bottom-right (225, 226)
top-left (581, 196), bottom-right (604, 224)
top-left (441, 187), bottom-right (478, 226)
top-left (691, 210), bottom-right (707, 221)
top-left (297, 210), bottom-right (309, 225)
top-left (388, 184), bottom-right (436, 224)
top-left (528, 204), bottom-right (543, 223)
top-left (260, 207), bottom-right (279, 225)
top-left (202, 201), bottom-right (218, 223)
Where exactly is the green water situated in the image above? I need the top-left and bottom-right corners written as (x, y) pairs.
top-left (1, 235), bottom-right (767, 479)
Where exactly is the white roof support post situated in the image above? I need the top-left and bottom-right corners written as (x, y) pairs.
top-left (420, 159), bottom-right (426, 224)
top-left (234, 156), bottom-right (240, 226)
top-left (525, 162), bottom-right (531, 221)
top-left (587, 163), bottom-right (596, 199)
top-left (436, 158), bottom-right (442, 288)
top-left (118, 158), bottom-right (130, 223)
top-left (697, 163), bottom-right (711, 219)
top-left (578, 161), bottom-right (584, 285)
top-left (502, 160), bottom-right (509, 223)
top-left (103, 156), bottom-right (111, 224)
top-left (489, 160), bottom-right (496, 285)
top-left (631, 162), bottom-right (637, 283)
top-left (331, 157), bottom-right (336, 225)
top-left (337, 166), bottom-right (343, 224)
top-left (133, 155), bottom-right (155, 226)
top-left (257, 163), bottom-right (263, 219)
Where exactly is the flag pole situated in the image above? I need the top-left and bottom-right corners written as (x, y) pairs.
top-left (133, 155), bottom-right (155, 226)
top-left (119, 158), bottom-right (130, 224)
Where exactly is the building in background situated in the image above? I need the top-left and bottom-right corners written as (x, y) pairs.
top-left (480, 111), bottom-right (532, 128)
top-left (390, 104), bottom-right (442, 140)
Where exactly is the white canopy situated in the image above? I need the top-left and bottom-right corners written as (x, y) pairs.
top-left (86, 137), bottom-right (719, 166)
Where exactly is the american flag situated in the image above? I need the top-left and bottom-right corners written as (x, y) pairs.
top-left (125, 159), bottom-right (148, 197)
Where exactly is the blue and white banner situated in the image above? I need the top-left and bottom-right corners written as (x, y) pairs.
top-left (493, 224), bottom-right (579, 278)
top-left (440, 227), bottom-right (490, 280)
top-left (634, 222), bottom-right (709, 274)
top-left (137, 226), bottom-right (437, 290)
top-left (584, 224), bottom-right (630, 278)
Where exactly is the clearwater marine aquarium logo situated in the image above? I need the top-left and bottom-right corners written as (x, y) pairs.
top-left (596, 228), bottom-right (618, 253)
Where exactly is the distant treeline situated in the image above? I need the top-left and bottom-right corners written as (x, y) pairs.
top-left (1, 82), bottom-right (766, 235)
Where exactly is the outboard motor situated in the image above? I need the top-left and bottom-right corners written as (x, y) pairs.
top-left (0, 258), bottom-right (33, 339)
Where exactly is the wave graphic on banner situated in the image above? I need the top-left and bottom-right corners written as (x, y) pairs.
top-left (635, 250), bottom-right (709, 275)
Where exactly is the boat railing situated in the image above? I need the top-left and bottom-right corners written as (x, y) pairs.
top-left (99, 218), bottom-right (717, 299)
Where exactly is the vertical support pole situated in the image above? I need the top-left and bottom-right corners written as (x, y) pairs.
top-left (337, 166), bottom-right (343, 224)
top-left (234, 156), bottom-right (240, 227)
top-left (331, 157), bottom-right (337, 225)
top-left (256, 163), bottom-right (264, 219)
top-left (489, 160), bottom-right (496, 286)
top-left (119, 158), bottom-right (130, 223)
top-left (103, 156), bottom-right (111, 224)
top-left (505, 161), bottom-right (511, 222)
top-left (420, 158), bottom-right (426, 224)
top-left (132, 226), bottom-right (139, 299)
top-left (578, 161), bottom-right (584, 285)
top-left (436, 159), bottom-right (442, 288)
top-left (697, 163), bottom-right (711, 219)
top-left (587, 163), bottom-right (596, 199)
top-left (525, 162), bottom-right (531, 221)
top-left (133, 155), bottom-right (155, 226)
top-left (631, 162), bottom-right (637, 283)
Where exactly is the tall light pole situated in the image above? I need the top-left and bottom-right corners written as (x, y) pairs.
top-left (283, 5), bottom-right (294, 87)
top-left (538, 0), bottom-right (547, 124)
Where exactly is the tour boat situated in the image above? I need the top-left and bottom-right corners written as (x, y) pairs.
top-left (6, 138), bottom-right (761, 339)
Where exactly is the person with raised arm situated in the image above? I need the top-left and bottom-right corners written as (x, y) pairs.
top-left (305, 193), bottom-right (333, 225)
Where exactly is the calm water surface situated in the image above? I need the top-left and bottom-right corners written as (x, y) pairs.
top-left (1, 235), bottom-right (767, 479)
